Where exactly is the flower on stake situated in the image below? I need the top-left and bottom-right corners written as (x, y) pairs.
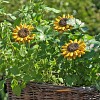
top-left (61, 39), bottom-right (86, 59)
top-left (54, 14), bottom-right (74, 32)
top-left (13, 24), bottom-right (35, 43)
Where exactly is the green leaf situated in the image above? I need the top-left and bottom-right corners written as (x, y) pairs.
top-left (23, 75), bottom-right (32, 82)
top-left (84, 34), bottom-right (93, 40)
top-left (95, 34), bottom-right (100, 41)
top-left (11, 79), bottom-right (18, 87)
top-left (83, 50), bottom-right (95, 59)
top-left (5, 49), bottom-right (12, 55)
top-left (36, 25), bottom-right (50, 33)
top-left (65, 76), bottom-right (74, 86)
top-left (11, 79), bottom-right (21, 96)
top-left (44, 7), bottom-right (61, 13)
top-left (12, 85), bottom-right (21, 96)
top-left (13, 18), bottom-right (21, 26)
top-left (88, 39), bottom-right (100, 47)
top-left (74, 24), bottom-right (80, 29)
top-left (81, 27), bottom-right (88, 32)
top-left (19, 45), bottom-right (27, 57)
top-left (0, 41), bottom-right (3, 47)
top-left (58, 78), bottom-right (63, 83)
top-left (10, 66), bottom-right (19, 75)
top-left (7, 14), bottom-right (16, 20)
top-left (2, 0), bottom-right (9, 3)
top-left (0, 80), bottom-right (4, 91)
top-left (95, 82), bottom-right (100, 91)
top-left (33, 44), bottom-right (39, 49)
top-left (10, 15), bottom-right (16, 20)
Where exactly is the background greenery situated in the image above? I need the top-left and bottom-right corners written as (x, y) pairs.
top-left (0, 0), bottom-right (100, 35)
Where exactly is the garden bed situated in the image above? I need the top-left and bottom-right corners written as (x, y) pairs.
top-left (6, 81), bottom-right (100, 100)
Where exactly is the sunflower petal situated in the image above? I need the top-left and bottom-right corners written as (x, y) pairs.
top-left (27, 40), bottom-right (30, 43)
top-left (24, 37), bottom-right (28, 41)
top-left (62, 51), bottom-right (67, 55)
top-left (55, 18), bottom-right (60, 22)
top-left (13, 33), bottom-right (17, 36)
top-left (13, 35), bottom-right (18, 39)
top-left (16, 26), bottom-right (20, 30)
top-left (28, 25), bottom-right (34, 30)
top-left (62, 27), bottom-right (65, 30)
top-left (74, 51), bottom-right (78, 56)
top-left (63, 14), bottom-right (66, 18)
top-left (66, 53), bottom-right (70, 57)
top-left (66, 25), bottom-right (69, 28)
top-left (16, 37), bottom-right (20, 41)
top-left (58, 16), bottom-right (62, 19)
top-left (82, 51), bottom-right (85, 55)
top-left (13, 29), bottom-right (18, 33)
top-left (23, 23), bottom-right (26, 26)
top-left (62, 46), bottom-right (67, 49)
top-left (69, 40), bottom-right (73, 43)
top-left (20, 38), bottom-right (23, 41)
top-left (61, 49), bottom-right (66, 52)
top-left (70, 52), bottom-right (73, 56)
top-left (78, 40), bottom-right (81, 44)
top-left (20, 24), bottom-right (23, 28)
top-left (74, 39), bottom-right (77, 43)
top-left (78, 55), bottom-right (81, 57)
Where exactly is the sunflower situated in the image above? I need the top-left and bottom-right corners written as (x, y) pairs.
top-left (54, 14), bottom-right (74, 32)
top-left (13, 24), bottom-right (35, 43)
top-left (61, 39), bottom-right (86, 59)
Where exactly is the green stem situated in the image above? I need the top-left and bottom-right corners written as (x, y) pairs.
top-left (72, 59), bottom-right (75, 68)
top-left (6, 29), bottom-right (19, 51)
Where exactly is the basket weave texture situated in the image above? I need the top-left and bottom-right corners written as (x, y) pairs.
top-left (6, 81), bottom-right (100, 100)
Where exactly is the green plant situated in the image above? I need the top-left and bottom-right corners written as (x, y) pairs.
top-left (44, 0), bottom-right (100, 36)
top-left (0, 0), bottom-right (100, 96)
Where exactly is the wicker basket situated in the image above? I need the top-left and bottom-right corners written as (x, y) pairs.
top-left (6, 81), bottom-right (100, 100)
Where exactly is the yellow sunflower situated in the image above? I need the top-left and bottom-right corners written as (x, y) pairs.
top-left (13, 24), bottom-right (35, 43)
top-left (54, 14), bottom-right (74, 32)
top-left (61, 39), bottom-right (86, 59)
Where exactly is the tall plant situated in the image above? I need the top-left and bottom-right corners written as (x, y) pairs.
top-left (0, 0), bottom-right (100, 96)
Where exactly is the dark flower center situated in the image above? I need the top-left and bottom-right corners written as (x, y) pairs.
top-left (59, 18), bottom-right (67, 27)
top-left (18, 28), bottom-right (29, 38)
top-left (67, 43), bottom-right (79, 52)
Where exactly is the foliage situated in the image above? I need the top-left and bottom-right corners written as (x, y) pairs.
top-left (0, 0), bottom-right (100, 96)
top-left (44, 0), bottom-right (100, 36)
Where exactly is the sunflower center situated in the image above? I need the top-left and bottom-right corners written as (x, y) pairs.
top-left (18, 28), bottom-right (29, 38)
top-left (67, 43), bottom-right (79, 52)
top-left (59, 18), bottom-right (67, 27)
